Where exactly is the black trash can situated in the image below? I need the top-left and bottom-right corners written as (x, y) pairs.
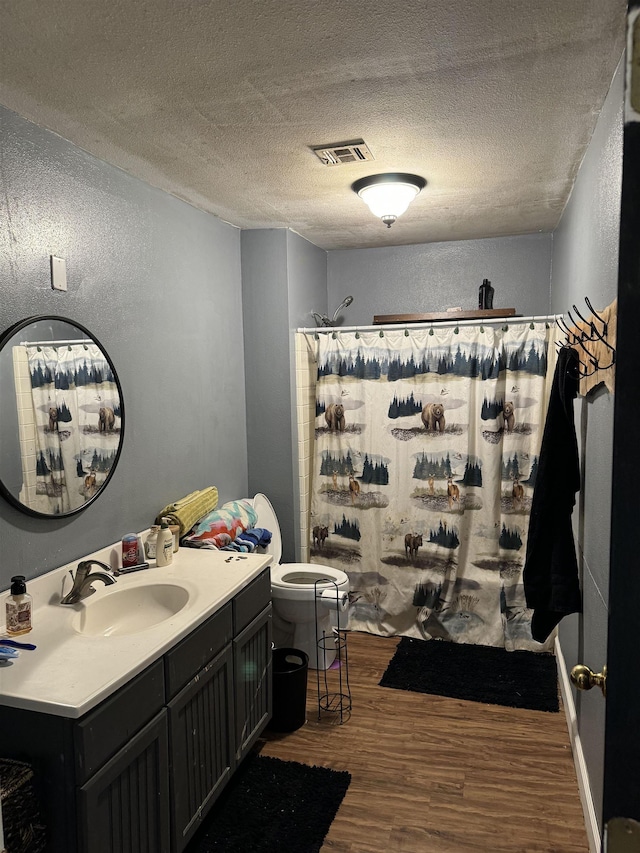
top-left (270, 647), bottom-right (309, 733)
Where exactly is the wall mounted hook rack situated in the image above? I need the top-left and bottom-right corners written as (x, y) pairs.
top-left (556, 297), bottom-right (616, 395)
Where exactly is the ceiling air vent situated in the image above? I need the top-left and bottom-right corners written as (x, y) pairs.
top-left (311, 139), bottom-right (375, 166)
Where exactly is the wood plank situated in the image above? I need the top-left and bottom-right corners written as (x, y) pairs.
top-left (259, 632), bottom-right (589, 853)
top-left (373, 308), bottom-right (518, 324)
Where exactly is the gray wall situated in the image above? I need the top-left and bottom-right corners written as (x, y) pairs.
top-left (241, 228), bottom-right (326, 561)
top-left (286, 231), bottom-right (328, 331)
top-left (327, 233), bottom-right (553, 324)
top-left (285, 230), bottom-right (327, 557)
top-left (241, 230), bottom-right (293, 558)
top-left (551, 58), bottom-right (623, 834)
top-left (0, 103), bottom-right (248, 583)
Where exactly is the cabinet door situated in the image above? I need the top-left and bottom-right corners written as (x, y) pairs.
top-left (78, 710), bottom-right (170, 853)
top-left (167, 644), bottom-right (235, 853)
top-left (234, 604), bottom-right (272, 763)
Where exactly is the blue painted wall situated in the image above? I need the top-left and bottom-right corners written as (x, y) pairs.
top-left (285, 230), bottom-right (327, 557)
top-left (551, 58), bottom-right (623, 835)
top-left (0, 103), bottom-right (248, 582)
top-left (241, 228), bottom-right (326, 561)
top-left (327, 233), bottom-right (553, 324)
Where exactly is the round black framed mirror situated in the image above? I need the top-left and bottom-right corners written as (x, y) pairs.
top-left (0, 316), bottom-right (125, 518)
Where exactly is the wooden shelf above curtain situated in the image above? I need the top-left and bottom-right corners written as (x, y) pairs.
top-left (373, 308), bottom-right (519, 324)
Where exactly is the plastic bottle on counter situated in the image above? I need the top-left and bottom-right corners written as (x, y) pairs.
top-left (156, 522), bottom-right (174, 567)
top-left (6, 576), bottom-right (32, 636)
top-left (145, 525), bottom-right (160, 560)
top-left (159, 517), bottom-right (180, 553)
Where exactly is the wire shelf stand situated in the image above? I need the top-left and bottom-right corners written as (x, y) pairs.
top-left (313, 579), bottom-right (352, 724)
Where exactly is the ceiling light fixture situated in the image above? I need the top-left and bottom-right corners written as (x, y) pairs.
top-left (351, 173), bottom-right (427, 228)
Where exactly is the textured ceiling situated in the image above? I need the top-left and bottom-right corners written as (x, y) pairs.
top-left (0, 1), bottom-right (627, 250)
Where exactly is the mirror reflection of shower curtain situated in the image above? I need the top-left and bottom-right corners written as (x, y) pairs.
top-left (305, 321), bottom-right (561, 651)
top-left (19, 344), bottom-right (121, 514)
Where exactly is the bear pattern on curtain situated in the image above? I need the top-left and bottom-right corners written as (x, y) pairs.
top-left (309, 322), bottom-right (559, 651)
top-left (25, 344), bottom-right (121, 514)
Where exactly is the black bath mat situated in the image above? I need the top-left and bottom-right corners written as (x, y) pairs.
top-left (379, 637), bottom-right (559, 712)
top-left (186, 753), bottom-right (351, 853)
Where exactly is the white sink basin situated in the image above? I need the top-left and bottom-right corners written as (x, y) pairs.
top-left (73, 584), bottom-right (190, 637)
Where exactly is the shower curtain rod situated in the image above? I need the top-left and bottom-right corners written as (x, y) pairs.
top-left (19, 338), bottom-right (92, 347)
top-left (297, 313), bottom-right (561, 335)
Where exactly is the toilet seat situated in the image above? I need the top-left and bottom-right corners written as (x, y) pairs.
top-left (253, 493), bottom-right (282, 563)
top-left (271, 562), bottom-right (349, 593)
top-left (252, 493), bottom-right (349, 592)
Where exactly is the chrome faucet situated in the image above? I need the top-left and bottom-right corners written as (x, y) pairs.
top-left (60, 560), bottom-right (116, 605)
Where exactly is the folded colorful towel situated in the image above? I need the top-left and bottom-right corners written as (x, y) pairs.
top-left (182, 499), bottom-right (257, 548)
top-left (221, 528), bottom-right (272, 552)
top-left (188, 532), bottom-right (233, 551)
top-left (156, 486), bottom-right (219, 535)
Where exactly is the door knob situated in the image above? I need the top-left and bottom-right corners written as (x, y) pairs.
top-left (570, 663), bottom-right (607, 697)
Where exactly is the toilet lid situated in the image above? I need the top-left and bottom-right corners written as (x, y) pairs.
top-left (253, 493), bottom-right (282, 563)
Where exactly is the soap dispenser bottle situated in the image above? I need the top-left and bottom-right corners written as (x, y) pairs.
top-left (156, 522), bottom-right (174, 567)
top-left (6, 575), bottom-right (33, 636)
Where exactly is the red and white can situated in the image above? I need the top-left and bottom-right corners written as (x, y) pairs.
top-left (122, 534), bottom-right (139, 568)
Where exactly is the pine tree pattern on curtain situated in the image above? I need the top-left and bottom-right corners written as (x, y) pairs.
top-left (309, 322), bottom-right (559, 651)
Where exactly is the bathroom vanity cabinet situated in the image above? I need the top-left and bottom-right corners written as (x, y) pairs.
top-left (0, 568), bottom-right (272, 853)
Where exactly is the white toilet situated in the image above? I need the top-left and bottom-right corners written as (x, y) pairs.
top-left (251, 493), bottom-right (349, 670)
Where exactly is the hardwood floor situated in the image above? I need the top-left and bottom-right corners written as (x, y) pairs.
top-left (260, 632), bottom-right (589, 853)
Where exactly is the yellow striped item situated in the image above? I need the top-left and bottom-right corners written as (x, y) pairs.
top-left (156, 486), bottom-right (219, 535)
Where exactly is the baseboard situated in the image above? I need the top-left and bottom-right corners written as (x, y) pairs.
top-left (555, 638), bottom-right (601, 853)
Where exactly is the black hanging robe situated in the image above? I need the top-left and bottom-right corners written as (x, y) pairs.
top-left (523, 346), bottom-right (582, 643)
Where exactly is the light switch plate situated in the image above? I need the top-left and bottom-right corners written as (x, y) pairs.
top-left (50, 255), bottom-right (67, 292)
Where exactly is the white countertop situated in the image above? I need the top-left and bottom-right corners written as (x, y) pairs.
top-left (0, 539), bottom-right (272, 719)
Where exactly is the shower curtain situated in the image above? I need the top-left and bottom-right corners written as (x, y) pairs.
top-left (24, 343), bottom-right (121, 514)
top-left (308, 321), bottom-right (560, 651)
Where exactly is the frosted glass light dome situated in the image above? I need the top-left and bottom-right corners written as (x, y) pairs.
top-left (352, 173), bottom-right (426, 227)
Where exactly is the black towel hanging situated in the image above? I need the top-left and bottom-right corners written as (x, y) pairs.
top-left (523, 346), bottom-right (582, 643)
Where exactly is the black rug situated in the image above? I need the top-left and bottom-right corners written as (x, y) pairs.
top-left (187, 753), bottom-right (351, 853)
top-left (380, 637), bottom-right (559, 712)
